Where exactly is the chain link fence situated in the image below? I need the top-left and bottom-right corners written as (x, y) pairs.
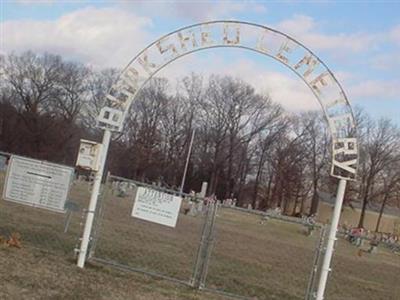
top-left (325, 231), bottom-right (400, 300)
top-left (0, 151), bottom-right (89, 257)
top-left (201, 206), bottom-right (325, 300)
top-left (88, 176), bottom-right (327, 300)
top-left (89, 174), bottom-right (211, 286)
top-left (1, 151), bottom-right (399, 300)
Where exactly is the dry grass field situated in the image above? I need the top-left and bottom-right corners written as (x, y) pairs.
top-left (207, 208), bottom-right (400, 300)
top-left (317, 202), bottom-right (399, 233)
top-left (0, 172), bottom-right (399, 300)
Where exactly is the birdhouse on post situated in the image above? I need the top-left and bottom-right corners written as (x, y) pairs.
top-left (76, 139), bottom-right (102, 171)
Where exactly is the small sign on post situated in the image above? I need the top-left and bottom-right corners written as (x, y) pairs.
top-left (76, 139), bottom-right (102, 171)
top-left (2, 155), bottom-right (73, 213)
top-left (131, 187), bottom-right (182, 228)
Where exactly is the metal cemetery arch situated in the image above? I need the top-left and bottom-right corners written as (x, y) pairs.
top-left (78, 21), bottom-right (359, 300)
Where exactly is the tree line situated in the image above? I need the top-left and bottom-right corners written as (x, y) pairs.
top-left (0, 51), bottom-right (399, 231)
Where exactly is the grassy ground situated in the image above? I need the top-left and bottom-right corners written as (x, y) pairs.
top-left (0, 173), bottom-right (399, 299)
top-left (207, 208), bottom-right (400, 300)
top-left (0, 246), bottom-right (225, 300)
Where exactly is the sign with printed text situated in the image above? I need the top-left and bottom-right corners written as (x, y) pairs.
top-left (3, 155), bottom-right (74, 213)
top-left (98, 21), bottom-right (358, 180)
top-left (131, 187), bottom-right (182, 228)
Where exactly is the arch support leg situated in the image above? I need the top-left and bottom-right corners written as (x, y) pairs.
top-left (77, 129), bottom-right (112, 268)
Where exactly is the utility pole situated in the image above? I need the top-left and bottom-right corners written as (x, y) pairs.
top-left (179, 129), bottom-right (195, 194)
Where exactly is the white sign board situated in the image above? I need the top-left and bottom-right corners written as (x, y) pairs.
top-left (76, 139), bottom-right (102, 171)
top-left (131, 187), bottom-right (182, 228)
top-left (3, 155), bottom-right (74, 213)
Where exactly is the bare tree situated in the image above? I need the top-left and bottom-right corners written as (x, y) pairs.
top-left (4, 52), bottom-right (62, 115)
top-left (357, 117), bottom-right (400, 228)
top-left (298, 112), bottom-right (330, 216)
top-left (2, 51), bottom-right (399, 222)
top-left (251, 114), bottom-right (288, 208)
top-left (84, 68), bottom-right (118, 130)
top-left (373, 155), bottom-right (400, 231)
top-left (2, 52), bottom-right (69, 158)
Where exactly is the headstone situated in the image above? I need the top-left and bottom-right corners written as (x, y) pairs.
top-left (0, 155), bottom-right (7, 171)
top-left (224, 198), bottom-right (233, 206)
top-left (128, 183), bottom-right (136, 191)
top-left (274, 207), bottom-right (282, 215)
top-left (189, 200), bottom-right (198, 216)
top-left (197, 199), bottom-right (204, 214)
top-left (200, 182), bottom-right (207, 198)
top-left (117, 181), bottom-right (128, 197)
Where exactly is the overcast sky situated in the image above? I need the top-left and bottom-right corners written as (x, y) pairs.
top-left (1, 1), bottom-right (399, 123)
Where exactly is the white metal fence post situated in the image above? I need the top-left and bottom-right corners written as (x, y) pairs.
top-left (305, 225), bottom-right (327, 300)
top-left (315, 179), bottom-right (347, 300)
top-left (77, 129), bottom-right (112, 268)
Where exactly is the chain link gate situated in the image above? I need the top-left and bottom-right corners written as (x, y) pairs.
top-left (87, 176), bottom-right (400, 300)
top-left (88, 174), bottom-right (214, 286)
top-left (2, 151), bottom-right (397, 299)
top-left (88, 175), bottom-right (327, 300)
top-left (200, 206), bottom-right (327, 300)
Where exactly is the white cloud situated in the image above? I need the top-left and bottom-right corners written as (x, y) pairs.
top-left (172, 1), bottom-right (249, 21)
top-left (2, 5), bottom-right (398, 111)
top-left (348, 79), bottom-right (400, 101)
top-left (158, 52), bottom-right (399, 111)
top-left (333, 71), bottom-right (354, 83)
top-left (272, 16), bottom-right (400, 84)
top-left (1, 7), bottom-right (153, 68)
top-left (126, 0), bottom-right (267, 21)
top-left (1, 7), bottom-right (395, 69)
top-left (12, 0), bottom-right (54, 4)
top-left (158, 54), bottom-right (319, 112)
top-left (275, 14), bottom-right (379, 54)
top-left (222, 60), bottom-right (318, 111)
top-left (276, 14), bottom-right (316, 35)
top-left (370, 52), bottom-right (400, 70)
top-left (389, 24), bottom-right (400, 46)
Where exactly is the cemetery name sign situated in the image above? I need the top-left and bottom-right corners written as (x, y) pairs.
top-left (131, 187), bottom-right (182, 228)
top-left (3, 155), bottom-right (73, 213)
top-left (97, 21), bottom-right (358, 180)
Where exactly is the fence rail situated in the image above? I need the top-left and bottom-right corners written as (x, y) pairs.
top-left (0, 151), bottom-right (90, 258)
top-left (87, 174), bottom-right (329, 300)
top-left (1, 157), bottom-right (399, 300)
top-left (89, 174), bottom-right (210, 286)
